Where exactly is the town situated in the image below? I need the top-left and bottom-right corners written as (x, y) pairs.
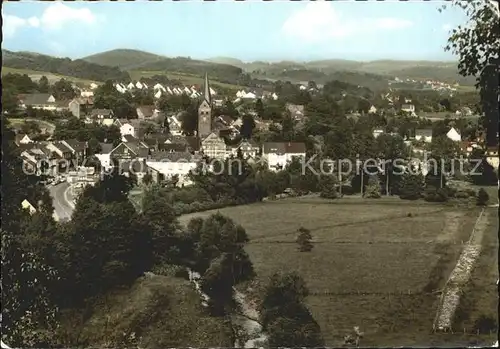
top-left (1, 1), bottom-right (498, 348)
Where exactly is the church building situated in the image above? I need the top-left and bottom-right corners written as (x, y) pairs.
top-left (197, 73), bottom-right (212, 138)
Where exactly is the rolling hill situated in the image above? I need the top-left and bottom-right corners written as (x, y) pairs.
top-left (82, 49), bottom-right (244, 82)
top-left (2, 49), bottom-right (129, 82)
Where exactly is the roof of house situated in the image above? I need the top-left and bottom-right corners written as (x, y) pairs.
top-left (218, 115), bottom-right (234, 125)
top-left (123, 134), bottom-right (138, 143)
top-left (73, 97), bottom-right (94, 105)
top-left (149, 151), bottom-right (195, 162)
top-left (263, 142), bottom-right (306, 154)
top-left (91, 108), bottom-right (113, 117)
top-left (64, 139), bottom-right (87, 152)
top-left (22, 93), bottom-right (55, 105)
top-left (99, 143), bottom-right (114, 154)
top-left (185, 136), bottom-right (201, 151)
top-left (137, 105), bottom-right (155, 118)
top-left (158, 143), bottom-right (189, 152)
top-left (51, 141), bottom-right (73, 153)
top-left (415, 129), bottom-right (433, 137)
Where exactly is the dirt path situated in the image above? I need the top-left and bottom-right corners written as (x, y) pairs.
top-left (434, 208), bottom-right (489, 331)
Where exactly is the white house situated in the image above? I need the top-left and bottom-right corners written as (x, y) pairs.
top-left (183, 86), bottom-right (192, 94)
top-left (262, 142), bottom-right (307, 171)
top-left (368, 105), bottom-right (377, 114)
top-left (89, 82), bottom-right (99, 90)
top-left (154, 83), bottom-right (166, 92)
top-left (119, 122), bottom-right (136, 138)
top-left (21, 199), bottom-right (37, 215)
top-left (166, 86), bottom-right (173, 95)
top-left (415, 129), bottom-right (433, 143)
top-left (136, 81), bottom-right (143, 89)
top-left (146, 152), bottom-right (199, 186)
top-left (372, 128), bottom-right (385, 139)
top-left (299, 85), bottom-right (307, 91)
top-left (80, 90), bottom-right (94, 98)
top-left (446, 127), bottom-right (462, 142)
top-left (154, 90), bottom-right (162, 99)
top-left (242, 92), bottom-right (257, 99)
top-left (401, 104), bottom-right (416, 116)
top-left (127, 82), bottom-right (135, 90)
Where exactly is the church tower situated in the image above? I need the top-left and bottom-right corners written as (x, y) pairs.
top-left (197, 73), bottom-right (212, 138)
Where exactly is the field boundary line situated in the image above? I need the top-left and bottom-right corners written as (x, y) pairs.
top-left (251, 209), bottom-right (447, 243)
top-left (433, 208), bottom-right (487, 332)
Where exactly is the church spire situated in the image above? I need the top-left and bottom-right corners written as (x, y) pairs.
top-left (203, 72), bottom-right (211, 105)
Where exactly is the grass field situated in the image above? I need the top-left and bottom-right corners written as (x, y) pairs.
top-left (128, 70), bottom-right (242, 91)
top-left (7, 117), bottom-right (56, 134)
top-left (1, 66), bottom-right (97, 85)
top-left (179, 197), bottom-right (495, 346)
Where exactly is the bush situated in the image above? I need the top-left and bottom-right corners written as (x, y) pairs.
top-left (476, 188), bottom-right (489, 206)
top-left (455, 191), bottom-right (470, 199)
top-left (473, 315), bottom-right (497, 333)
top-left (296, 227), bottom-right (313, 252)
top-left (424, 187), bottom-right (448, 202)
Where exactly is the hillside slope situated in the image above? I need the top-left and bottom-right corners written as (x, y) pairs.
top-left (58, 274), bottom-right (233, 347)
top-left (83, 49), bottom-right (167, 70)
top-left (2, 49), bottom-right (129, 82)
top-left (82, 49), bottom-right (244, 81)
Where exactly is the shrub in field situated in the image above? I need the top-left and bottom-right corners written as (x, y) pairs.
top-left (399, 172), bottom-right (424, 200)
top-left (364, 176), bottom-right (381, 199)
top-left (296, 227), bottom-right (313, 252)
top-left (476, 188), bottom-right (489, 206)
top-left (473, 315), bottom-right (497, 334)
top-left (424, 187), bottom-right (449, 202)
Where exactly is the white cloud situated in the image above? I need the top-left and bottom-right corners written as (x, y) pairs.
top-left (3, 3), bottom-right (98, 38)
top-left (281, 2), bottom-right (413, 43)
top-left (39, 3), bottom-right (97, 31)
top-left (2, 14), bottom-right (37, 38)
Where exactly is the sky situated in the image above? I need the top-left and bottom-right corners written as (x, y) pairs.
top-left (2, 0), bottom-right (470, 62)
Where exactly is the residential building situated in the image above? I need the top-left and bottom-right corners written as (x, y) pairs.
top-left (401, 104), bottom-right (416, 116)
top-left (109, 141), bottom-right (149, 161)
top-left (372, 128), bottom-right (385, 139)
top-left (19, 93), bottom-right (57, 110)
top-left (68, 97), bottom-right (94, 118)
top-left (146, 152), bottom-right (200, 187)
top-left (201, 132), bottom-right (227, 159)
top-left (368, 105), bottom-right (378, 114)
top-left (285, 103), bottom-right (305, 121)
top-left (197, 73), bottom-right (212, 138)
top-left (21, 199), bottom-right (37, 215)
top-left (137, 105), bottom-right (158, 120)
top-left (262, 142), bottom-right (307, 171)
top-left (91, 109), bottom-right (114, 126)
top-left (115, 119), bottom-right (145, 139)
top-left (15, 133), bottom-right (34, 146)
top-left (486, 146), bottom-right (499, 169)
top-left (168, 114), bottom-right (183, 136)
top-left (446, 127), bottom-right (462, 142)
top-left (229, 139), bottom-right (260, 159)
top-left (415, 129), bottom-right (433, 143)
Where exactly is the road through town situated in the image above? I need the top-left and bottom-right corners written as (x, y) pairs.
top-left (48, 182), bottom-right (75, 221)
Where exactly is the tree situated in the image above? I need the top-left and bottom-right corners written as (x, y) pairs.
top-left (255, 99), bottom-right (265, 118)
top-left (240, 114), bottom-right (256, 139)
top-left (443, 0), bottom-right (499, 88)
top-left (319, 175), bottom-right (339, 199)
top-left (476, 188), bottom-right (490, 206)
top-left (38, 76), bottom-right (50, 93)
top-left (364, 175), bottom-right (381, 198)
top-left (50, 78), bottom-right (76, 100)
top-left (141, 187), bottom-right (181, 265)
top-left (296, 227), bottom-right (313, 252)
top-left (1, 230), bottom-right (59, 348)
top-left (260, 271), bottom-right (324, 347)
top-left (399, 171), bottom-right (424, 200)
